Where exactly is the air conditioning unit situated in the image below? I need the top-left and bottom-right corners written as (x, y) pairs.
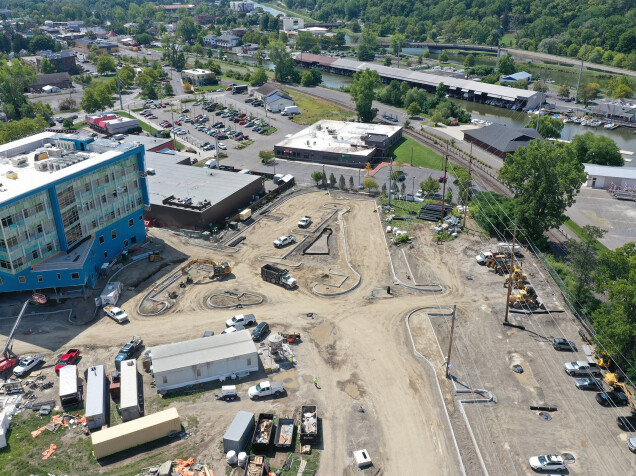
top-left (10, 156), bottom-right (28, 167)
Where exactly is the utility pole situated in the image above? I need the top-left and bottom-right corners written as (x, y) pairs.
top-left (388, 156), bottom-right (393, 206)
top-left (575, 44), bottom-right (586, 105)
top-left (535, 93), bottom-right (542, 132)
top-left (116, 70), bottom-right (123, 111)
top-left (463, 155), bottom-right (472, 228)
top-left (503, 220), bottom-right (518, 324)
top-left (397, 37), bottom-right (401, 69)
top-left (445, 305), bottom-right (457, 378)
top-left (440, 154), bottom-right (448, 220)
top-left (410, 145), bottom-right (413, 166)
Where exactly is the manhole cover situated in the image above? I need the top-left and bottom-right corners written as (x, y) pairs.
top-left (466, 276), bottom-right (473, 280)
top-left (512, 365), bottom-right (524, 373)
top-left (539, 412), bottom-right (552, 421)
top-left (562, 453), bottom-right (575, 464)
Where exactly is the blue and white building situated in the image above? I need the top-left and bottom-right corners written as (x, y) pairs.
top-left (0, 132), bottom-right (149, 295)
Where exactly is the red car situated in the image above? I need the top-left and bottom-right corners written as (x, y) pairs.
top-left (239, 120), bottom-right (246, 125)
top-left (175, 120), bottom-right (182, 126)
top-left (162, 122), bottom-right (172, 128)
top-left (160, 103), bottom-right (167, 108)
top-left (55, 348), bottom-right (80, 374)
top-left (438, 175), bottom-right (448, 183)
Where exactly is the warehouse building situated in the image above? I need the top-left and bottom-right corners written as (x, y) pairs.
top-left (86, 113), bottom-right (140, 135)
top-left (28, 72), bottom-right (73, 92)
top-left (91, 408), bottom-right (181, 459)
top-left (0, 132), bottom-right (149, 294)
top-left (274, 120), bottom-right (403, 168)
top-left (583, 163), bottom-right (636, 190)
top-left (462, 124), bottom-right (543, 159)
top-left (144, 151), bottom-right (264, 229)
top-left (181, 68), bottom-right (216, 86)
top-left (293, 53), bottom-right (541, 110)
top-left (149, 330), bottom-right (259, 393)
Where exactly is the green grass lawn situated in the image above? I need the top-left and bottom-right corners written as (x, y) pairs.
top-left (565, 219), bottom-right (609, 254)
top-left (282, 89), bottom-right (353, 125)
top-left (388, 136), bottom-right (444, 171)
top-left (69, 121), bottom-right (87, 131)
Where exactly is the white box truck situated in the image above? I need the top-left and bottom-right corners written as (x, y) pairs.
top-left (100, 282), bottom-right (122, 306)
top-left (281, 105), bottom-right (299, 116)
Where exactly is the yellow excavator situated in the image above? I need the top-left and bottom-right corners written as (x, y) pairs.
top-left (605, 373), bottom-right (636, 414)
top-left (595, 351), bottom-right (614, 370)
top-left (181, 259), bottom-right (232, 278)
top-left (486, 255), bottom-right (509, 275)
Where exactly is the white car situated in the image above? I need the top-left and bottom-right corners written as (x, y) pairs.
top-left (225, 313), bottom-right (256, 328)
top-left (218, 143), bottom-right (227, 150)
top-left (475, 251), bottom-right (494, 265)
top-left (273, 235), bottom-right (296, 248)
top-left (104, 305), bottom-right (129, 323)
top-left (177, 130), bottom-right (187, 135)
top-left (13, 354), bottom-right (43, 377)
top-left (221, 323), bottom-right (245, 334)
top-left (528, 455), bottom-right (566, 471)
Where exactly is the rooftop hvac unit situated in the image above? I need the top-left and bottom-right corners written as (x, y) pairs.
top-left (34, 160), bottom-right (49, 171)
top-left (10, 156), bottom-right (28, 167)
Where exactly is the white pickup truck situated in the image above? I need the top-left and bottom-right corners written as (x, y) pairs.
top-left (248, 380), bottom-right (285, 400)
top-left (13, 354), bottom-right (44, 377)
top-left (225, 313), bottom-right (256, 328)
top-left (298, 216), bottom-right (312, 228)
top-left (273, 235), bottom-right (296, 248)
top-left (104, 305), bottom-right (129, 324)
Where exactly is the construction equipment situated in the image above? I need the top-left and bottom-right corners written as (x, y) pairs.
top-left (181, 259), bottom-right (231, 278)
top-left (486, 255), bottom-right (509, 275)
top-left (595, 351), bottom-right (614, 370)
top-left (148, 252), bottom-right (162, 262)
top-left (511, 265), bottom-right (528, 285)
top-left (508, 289), bottom-right (544, 309)
top-left (605, 373), bottom-right (636, 414)
top-left (279, 332), bottom-right (301, 343)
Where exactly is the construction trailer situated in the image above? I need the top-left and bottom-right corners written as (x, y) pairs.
top-left (91, 407), bottom-right (181, 459)
top-left (120, 359), bottom-right (142, 422)
top-left (148, 330), bottom-right (259, 393)
top-left (59, 364), bottom-right (82, 408)
top-left (0, 410), bottom-right (9, 449)
top-left (223, 410), bottom-right (255, 453)
top-left (85, 365), bottom-right (108, 430)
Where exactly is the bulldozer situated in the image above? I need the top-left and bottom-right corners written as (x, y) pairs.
top-left (486, 255), bottom-right (509, 275)
top-left (181, 259), bottom-right (232, 278)
top-left (508, 288), bottom-right (544, 309)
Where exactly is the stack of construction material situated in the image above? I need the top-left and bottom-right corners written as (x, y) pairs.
top-left (418, 202), bottom-right (450, 221)
top-left (302, 410), bottom-right (317, 434)
top-left (255, 419), bottom-right (272, 444)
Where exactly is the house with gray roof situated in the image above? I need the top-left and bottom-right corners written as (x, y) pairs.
top-left (463, 124), bottom-right (543, 159)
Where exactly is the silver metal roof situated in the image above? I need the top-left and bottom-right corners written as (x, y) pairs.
top-left (149, 330), bottom-right (258, 374)
top-left (584, 163), bottom-right (636, 180)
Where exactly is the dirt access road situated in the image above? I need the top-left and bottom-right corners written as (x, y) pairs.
top-left (5, 191), bottom-right (463, 475)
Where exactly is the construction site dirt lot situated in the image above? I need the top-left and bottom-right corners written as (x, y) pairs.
top-left (1, 190), bottom-right (632, 475)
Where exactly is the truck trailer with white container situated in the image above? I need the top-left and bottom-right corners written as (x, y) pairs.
top-left (119, 360), bottom-right (142, 422)
top-left (85, 365), bottom-right (108, 430)
top-left (59, 364), bottom-right (81, 408)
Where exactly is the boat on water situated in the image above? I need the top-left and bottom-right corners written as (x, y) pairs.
top-left (589, 120), bottom-right (602, 127)
top-left (604, 122), bottom-right (615, 129)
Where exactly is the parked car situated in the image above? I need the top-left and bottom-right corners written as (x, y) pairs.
top-left (218, 143), bottom-right (227, 150)
top-left (552, 338), bottom-right (577, 351)
top-left (528, 455), bottom-right (566, 471)
top-left (248, 380), bottom-right (285, 400)
top-left (618, 416), bottom-right (636, 431)
top-left (55, 349), bottom-right (80, 374)
top-left (574, 377), bottom-right (601, 390)
top-left (628, 438), bottom-right (636, 453)
top-left (564, 360), bottom-right (602, 376)
top-left (13, 354), bottom-right (43, 377)
top-left (438, 175), bottom-right (447, 183)
top-left (225, 313), bottom-right (257, 328)
top-left (273, 235), bottom-right (296, 248)
top-left (251, 322), bottom-right (269, 341)
top-left (181, 108), bottom-right (190, 113)
top-left (298, 216), bottom-right (312, 228)
top-left (596, 391), bottom-right (629, 406)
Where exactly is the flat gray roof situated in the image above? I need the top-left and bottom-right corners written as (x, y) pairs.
top-left (145, 152), bottom-right (262, 209)
top-left (584, 163), bottom-right (636, 180)
top-left (149, 330), bottom-right (258, 374)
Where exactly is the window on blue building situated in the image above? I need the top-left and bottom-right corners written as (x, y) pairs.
top-left (128, 219), bottom-right (134, 227)
top-left (18, 276), bottom-right (26, 283)
top-left (111, 230), bottom-right (117, 239)
top-left (71, 273), bottom-right (79, 280)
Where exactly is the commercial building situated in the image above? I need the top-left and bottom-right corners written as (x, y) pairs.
top-left (23, 50), bottom-right (77, 74)
top-left (181, 68), bottom-right (216, 86)
top-left (86, 113), bottom-right (140, 135)
top-left (91, 407), bottom-right (181, 459)
top-left (28, 72), bottom-right (72, 92)
top-left (583, 163), bottom-right (636, 190)
top-left (144, 151), bottom-right (264, 229)
top-left (0, 132), bottom-right (150, 295)
top-left (148, 330), bottom-right (259, 393)
top-left (499, 72), bottom-right (532, 83)
top-left (74, 39), bottom-right (119, 54)
top-left (252, 84), bottom-right (282, 101)
top-left (265, 91), bottom-right (294, 113)
top-left (293, 53), bottom-right (541, 110)
top-left (161, 4), bottom-right (195, 12)
top-left (282, 17), bottom-right (304, 31)
top-left (274, 120), bottom-right (403, 168)
top-left (230, 1), bottom-right (255, 12)
top-left (462, 124), bottom-right (543, 159)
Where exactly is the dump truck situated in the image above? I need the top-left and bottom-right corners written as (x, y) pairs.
top-left (299, 405), bottom-right (319, 443)
top-left (251, 413), bottom-right (275, 451)
top-left (261, 264), bottom-right (297, 289)
top-left (274, 418), bottom-right (295, 448)
top-left (244, 455), bottom-right (269, 476)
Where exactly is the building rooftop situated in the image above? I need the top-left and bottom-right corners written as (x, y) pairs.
top-left (149, 330), bottom-right (257, 374)
top-left (463, 124), bottom-right (543, 153)
top-left (0, 132), bottom-right (142, 203)
top-left (275, 120), bottom-right (402, 156)
top-left (182, 68), bottom-right (212, 76)
top-left (145, 151), bottom-right (262, 210)
top-left (584, 163), bottom-right (636, 180)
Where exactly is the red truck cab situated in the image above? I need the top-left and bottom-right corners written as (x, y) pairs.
top-left (55, 349), bottom-right (80, 374)
top-left (0, 356), bottom-right (18, 377)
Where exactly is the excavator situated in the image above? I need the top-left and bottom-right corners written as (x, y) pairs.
top-left (181, 259), bottom-right (232, 279)
top-left (605, 373), bottom-right (636, 415)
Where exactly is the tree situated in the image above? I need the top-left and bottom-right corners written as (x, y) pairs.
top-left (268, 41), bottom-right (298, 83)
top-left (362, 177), bottom-right (378, 192)
top-left (259, 150), bottom-right (274, 163)
top-left (251, 68), bottom-right (268, 86)
top-left (439, 51), bottom-right (449, 62)
top-left (300, 71), bottom-right (314, 87)
top-left (59, 97), bottom-right (76, 111)
top-left (177, 17), bottom-right (197, 44)
top-left (0, 116), bottom-right (48, 145)
top-left (571, 132), bottom-right (623, 166)
top-left (349, 176), bottom-right (354, 189)
top-left (96, 55), bottom-right (117, 74)
top-left (498, 141), bottom-right (587, 241)
top-left (557, 84), bottom-right (570, 98)
top-left (384, 56), bottom-right (392, 66)
top-left (400, 182), bottom-right (406, 195)
top-left (580, 83), bottom-right (600, 105)
top-left (311, 171), bottom-right (325, 186)
top-left (350, 69), bottom-right (380, 123)
top-left (329, 173), bottom-right (337, 188)
top-left (0, 60), bottom-right (37, 120)
top-left (339, 175), bottom-right (346, 190)
top-left (445, 188), bottom-right (453, 204)
top-left (358, 28), bottom-right (377, 61)
top-left (32, 101), bottom-right (52, 121)
top-left (333, 32), bottom-right (346, 49)
top-left (420, 177), bottom-right (440, 197)
top-left (163, 82), bottom-right (174, 96)
top-left (135, 33), bottom-right (153, 46)
top-left (568, 225), bottom-right (607, 305)
top-left (406, 102), bottom-right (421, 117)
top-left (29, 34), bottom-right (56, 53)
top-left (390, 33), bottom-right (406, 55)
top-left (532, 81), bottom-right (548, 93)
top-left (80, 88), bottom-right (101, 113)
top-left (40, 58), bottom-right (56, 74)
top-left (119, 65), bottom-right (135, 86)
top-left (496, 54), bottom-right (516, 76)
top-left (608, 76), bottom-right (634, 99)
top-left (296, 32), bottom-right (316, 52)
top-left (526, 115), bottom-right (564, 139)
top-left (62, 117), bottom-right (74, 129)
top-left (463, 54), bottom-right (475, 67)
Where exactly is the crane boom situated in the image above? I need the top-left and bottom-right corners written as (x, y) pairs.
top-left (2, 299), bottom-right (30, 356)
